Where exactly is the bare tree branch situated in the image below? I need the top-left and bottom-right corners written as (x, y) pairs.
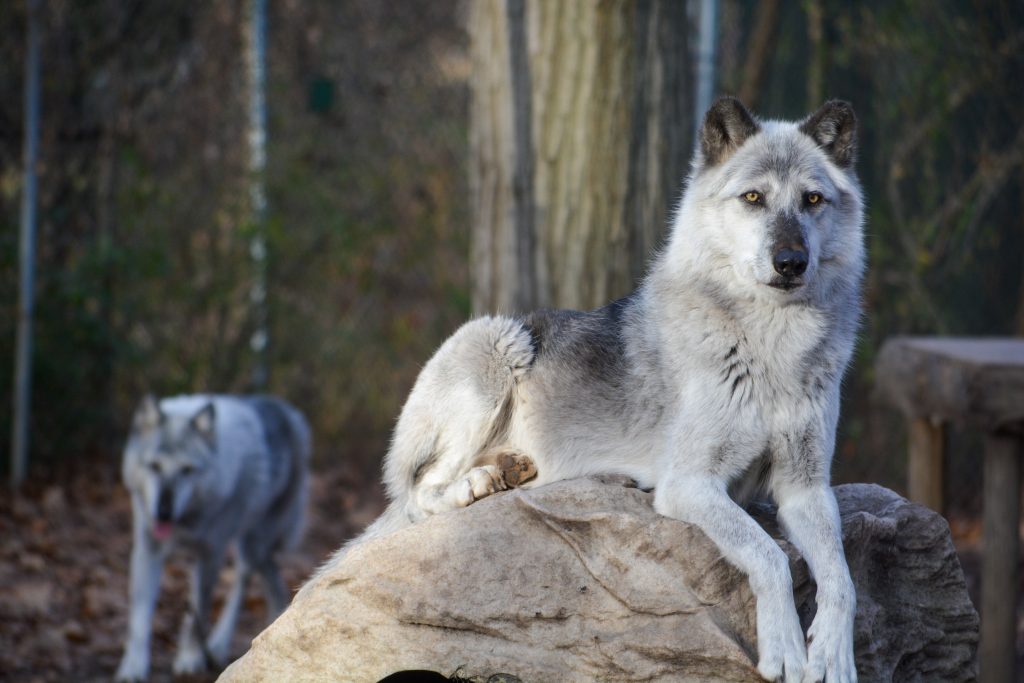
top-left (932, 123), bottom-right (1024, 272)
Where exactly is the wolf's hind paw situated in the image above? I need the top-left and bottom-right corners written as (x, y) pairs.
top-left (451, 451), bottom-right (538, 508)
top-left (452, 465), bottom-right (508, 507)
top-left (494, 449), bottom-right (537, 487)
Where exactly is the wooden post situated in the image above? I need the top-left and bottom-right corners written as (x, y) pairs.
top-left (907, 417), bottom-right (945, 512)
top-left (980, 432), bottom-right (1021, 683)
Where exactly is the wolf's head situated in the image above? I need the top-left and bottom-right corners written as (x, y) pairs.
top-left (122, 395), bottom-right (217, 541)
top-left (672, 97), bottom-right (864, 301)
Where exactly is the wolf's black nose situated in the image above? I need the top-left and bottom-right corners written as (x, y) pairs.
top-left (773, 248), bottom-right (808, 277)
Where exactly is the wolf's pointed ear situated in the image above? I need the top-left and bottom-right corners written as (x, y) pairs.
top-left (190, 402), bottom-right (216, 444)
top-left (700, 96), bottom-right (760, 167)
top-left (800, 100), bottom-right (857, 167)
top-left (133, 394), bottom-right (164, 433)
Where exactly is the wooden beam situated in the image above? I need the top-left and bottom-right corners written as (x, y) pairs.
top-left (980, 432), bottom-right (1021, 683)
top-left (907, 417), bottom-right (945, 512)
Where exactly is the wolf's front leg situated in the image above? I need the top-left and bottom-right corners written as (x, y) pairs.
top-left (117, 498), bottom-right (165, 682)
top-left (655, 475), bottom-right (807, 683)
top-left (173, 548), bottom-right (224, 675)
top-left (776, 483), bottom-right (856, 683)
top-left (206, 558), bottom-right (250, 665)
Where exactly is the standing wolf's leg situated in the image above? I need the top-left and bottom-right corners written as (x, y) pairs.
top-left (173, 547), bottom-right (223, 675)
top-left (256, 560), bottom-right (290, 618)
top-left (116, 498), bottom-right (165, 682)
top-left (655, 475), bottom-right (807, 683)
top-left (206, 555), bottom-right (250, 665)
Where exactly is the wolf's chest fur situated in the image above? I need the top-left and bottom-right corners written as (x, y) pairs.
top-left (714, 305), bottom-right (828, 405)
top-left (662, 287), bottom-right (834, 409)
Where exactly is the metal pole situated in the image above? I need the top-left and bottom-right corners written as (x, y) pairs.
top-left (694, 0), bottom-right (718, 131)
top-left (247, 0), bottom-right (269, 389)
top-left (11, 0), bottom-right (42, 489)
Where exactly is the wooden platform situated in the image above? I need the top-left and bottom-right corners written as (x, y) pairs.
top-left (877, 337), bottom-right (1024, 683)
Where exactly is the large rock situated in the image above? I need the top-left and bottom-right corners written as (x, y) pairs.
top-left (220, 478), bottom-right (978, 682)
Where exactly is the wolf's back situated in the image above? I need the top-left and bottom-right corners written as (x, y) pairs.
top-left (242, 395), bottom-right (312, 553)
top-left (245, 396), bottom-right (312, 469)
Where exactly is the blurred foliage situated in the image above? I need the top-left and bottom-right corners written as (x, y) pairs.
top-left (719, 0), bottom-right (1024, 494)
top-left (0, 0), bottom-right (1022, 502)
top-left (0, 1), bottom-right (469, 475)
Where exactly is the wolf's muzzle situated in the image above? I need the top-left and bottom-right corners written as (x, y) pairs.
top-left (156, 487), bottom-right (175, 522)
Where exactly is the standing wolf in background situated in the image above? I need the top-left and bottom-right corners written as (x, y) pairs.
top-left (326, 98), bottom-right (864, 682)
top-left (116, 394), bottom-right (310, 682)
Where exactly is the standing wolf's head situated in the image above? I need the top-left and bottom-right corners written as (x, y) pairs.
top-left (672, 97), bottom-right (864, 302)
top-left (122, 395), bottom-right (218, 541)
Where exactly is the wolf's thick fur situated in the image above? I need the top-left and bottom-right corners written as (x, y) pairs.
top-left (116, 394), bottom-right (310, 682)
top-left (326, 98), bottom-right (863, 682)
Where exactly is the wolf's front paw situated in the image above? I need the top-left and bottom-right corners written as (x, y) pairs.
top-left (801, 608), bottom-right (856, 683)
top-left (755, 597), bottom-right (806, 683)
top-left (115, 649), bottom-right (149, 682)
top-left (172, 644), bottom-right (207, 676)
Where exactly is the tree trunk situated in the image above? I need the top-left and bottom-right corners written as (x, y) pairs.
top-left (469, 0), bottom-right (694, 315)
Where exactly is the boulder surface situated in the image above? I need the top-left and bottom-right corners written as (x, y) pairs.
top-left (220, 478), bottom-right (978, 682)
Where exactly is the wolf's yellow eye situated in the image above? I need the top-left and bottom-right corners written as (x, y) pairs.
top-left (806, 192), bottom-right (823, 205)
top-left (743, 191), bottom-right (761, 204)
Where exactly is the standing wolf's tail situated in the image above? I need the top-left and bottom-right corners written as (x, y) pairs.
top-left (278, 403), bottom-right (312, 552)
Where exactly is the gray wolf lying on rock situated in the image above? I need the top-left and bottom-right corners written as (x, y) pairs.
top-left (328, 97), bottom-right (863, 682)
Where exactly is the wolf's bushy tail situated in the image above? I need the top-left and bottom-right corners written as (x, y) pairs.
top-left (303, 316), bottom-right (534, 591)
top-left (382, 315), bottom-right (534, 504)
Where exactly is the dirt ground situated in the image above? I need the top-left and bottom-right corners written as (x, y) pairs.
top-left (0, 459), bottom-right (386, 683)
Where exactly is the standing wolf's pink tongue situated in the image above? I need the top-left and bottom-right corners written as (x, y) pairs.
top-left (153, 522), bottom-right (173, 541)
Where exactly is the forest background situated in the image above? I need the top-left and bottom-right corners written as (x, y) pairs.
top-left (2, 0), bottom-right (1023, 521)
